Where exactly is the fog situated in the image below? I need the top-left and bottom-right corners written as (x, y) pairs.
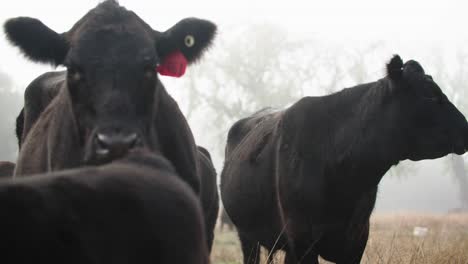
top-left (0, 0), bottom-right (467, 213)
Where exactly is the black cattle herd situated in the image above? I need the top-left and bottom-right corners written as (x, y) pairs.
top-left (0, 1), bottom-right (466, 264)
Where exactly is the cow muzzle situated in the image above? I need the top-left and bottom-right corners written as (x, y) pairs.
top-left (91, 132), bottom-right (142, 163)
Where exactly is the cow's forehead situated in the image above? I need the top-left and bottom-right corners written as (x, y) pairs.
top-left (68, 25), bottom-right (156, 66)
top-left (66, 2), bottom-right (156, 62)
top-left (69, 0), bottom-right (149, 34)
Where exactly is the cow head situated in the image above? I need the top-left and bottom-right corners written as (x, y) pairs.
top-left (4, 0), bottom-right (216, 164)
top-left (386, 55), bottom-right (468, 161)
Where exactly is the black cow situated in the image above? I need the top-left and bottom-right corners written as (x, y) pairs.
top-left (6, 1), bottom-right (218, 251)
top-left (197, 146), bottom-right (220, 251)
top-left (0, 161), bottom-right (15, 178)
top-left (221, 55), bottom-right (468, 264)
top-left (13, 79), bottom-right (220, 252)
top-left (5, 0), bottom-right (216, 198)
top-left (0, 150), bottom-right (208, 264)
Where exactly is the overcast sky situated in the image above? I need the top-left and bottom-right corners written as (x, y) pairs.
top-left (1, 0), bottom-right (467, 90)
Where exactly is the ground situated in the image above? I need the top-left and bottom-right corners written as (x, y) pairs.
top-left (211, 213), bottom-right (468, 264)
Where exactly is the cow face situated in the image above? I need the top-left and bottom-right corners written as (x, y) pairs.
top-left (4, 0), bottom-right (216, 164)
top-left (387, 55), bottom-right (468, 161)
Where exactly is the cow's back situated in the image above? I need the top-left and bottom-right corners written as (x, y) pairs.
top-left (225, 107), bottom-right (277, 156)
top-left (0, 153), bottom-right (208, 264)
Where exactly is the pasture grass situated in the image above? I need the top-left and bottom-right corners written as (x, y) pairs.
top-left (211, 213), bottom-right (468, 264)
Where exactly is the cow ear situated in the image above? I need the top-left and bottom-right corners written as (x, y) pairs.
top-left (4, 17), bottom-right (69, 66)
top-left (156, 18), bottom-right (216, 64)
top-left (403, 60), bottom-right (425, 76)
top-left (387, 54), bottom-right (403, 80)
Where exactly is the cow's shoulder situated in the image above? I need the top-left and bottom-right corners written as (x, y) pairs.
top-left (24, 71), bottom-right (65, 104)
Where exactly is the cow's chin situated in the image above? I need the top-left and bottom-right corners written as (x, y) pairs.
top-left (83, 151), bottom-right (106, 166)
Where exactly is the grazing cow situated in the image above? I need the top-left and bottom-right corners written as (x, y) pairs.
top-left (0, 161), bottom-right (15, 178)
top-left (221, 55), bottom-right (468, 264)
top-left (5, 0), bottom-right (216, 197)
top-left (197, 146), bottom-right (220, 252)
top-left (0, 150), bottom-right (208, 264)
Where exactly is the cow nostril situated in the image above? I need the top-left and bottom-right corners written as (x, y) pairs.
top-left (94, 132), bottom-right (140, 158)
top-left (95, 133), bottom-right (111, 156)
top-left (123, 133), bottom-right (139, 148)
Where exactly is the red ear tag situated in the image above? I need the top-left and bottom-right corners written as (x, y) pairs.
top-left (156, 51), bottom-right (188, 78)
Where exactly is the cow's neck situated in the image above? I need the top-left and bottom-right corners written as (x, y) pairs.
top-left (322, 80), bottom-right (403, 195)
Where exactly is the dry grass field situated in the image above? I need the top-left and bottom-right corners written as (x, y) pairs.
top-left (211, 213), bottom-right (468, 264)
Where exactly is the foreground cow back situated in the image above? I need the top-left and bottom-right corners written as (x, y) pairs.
top-left (221, 55), bottom-right (468, 263)
top-left (0, 150), bottom-right (208, 264)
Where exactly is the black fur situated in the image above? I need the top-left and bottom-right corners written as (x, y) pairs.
top-left (403, 60), bottom-right (425, 76)
top-left (221, 55), bottom-right (468, 263)
top-left (9, 2), bottom-right (218, 251)
top-left (13, 77), bottom-right (220, 254)
top-left (10, 1), bottom-right (217, 195)
top-left (0, 151), bottom-right (208, 264)
top-left (197, 146), bottom-right (212, 161)
top-left (15, 71), bottom-right (65, 147)
top-left (386, 54), bottom-right (403, 80)
top-left (197, 146), bottom-right (219, 252)
top-left (4, 1), bottom-right (216, 66)
top-left (15, 109), bottom-right (24, 148)
top-left (4, 17), bottom-right (68, 66)
top-left (157, 18), bottom-right (217, 63)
